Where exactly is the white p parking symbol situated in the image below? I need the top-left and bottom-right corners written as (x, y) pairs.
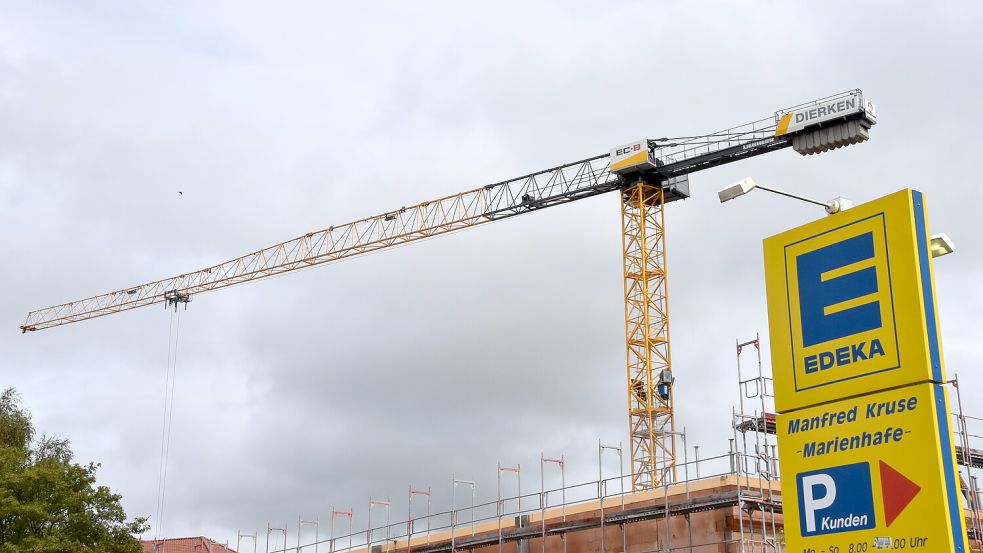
top-left (802, 473), bottom-right (837, 532)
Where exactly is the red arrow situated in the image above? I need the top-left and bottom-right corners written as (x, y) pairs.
top-left (880, 460), bottom-right (921, 526)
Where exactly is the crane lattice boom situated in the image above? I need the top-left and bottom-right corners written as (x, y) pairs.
top-left (21, 154), bottom-right (617, 331)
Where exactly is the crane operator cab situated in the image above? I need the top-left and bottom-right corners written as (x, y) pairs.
top-left (609, 139), bottom-right (690, 204)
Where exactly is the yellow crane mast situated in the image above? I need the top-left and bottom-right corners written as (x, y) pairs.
top-left (621, 181), bottom-right (675, 489)
top-left (21, 90), bottom-right (877, 490)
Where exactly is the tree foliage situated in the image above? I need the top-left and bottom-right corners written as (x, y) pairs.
top-left (0, 388), bottom-right (148, 552)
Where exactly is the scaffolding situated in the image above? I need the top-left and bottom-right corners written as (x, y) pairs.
top-left (259, 441), bottom-right (782, 553)
top-left (954, 376), bottom-right (983, 551)
top-left (727, 337), bottom-right (983, 552)
top-left (730, 334), bottom-right (780, 552)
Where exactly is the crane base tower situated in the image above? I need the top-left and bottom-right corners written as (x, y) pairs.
top-left (621, 178), bottom-right (688, 490)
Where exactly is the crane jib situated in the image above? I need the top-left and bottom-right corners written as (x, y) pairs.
top-left (21, 89), bottom-right (873, 332)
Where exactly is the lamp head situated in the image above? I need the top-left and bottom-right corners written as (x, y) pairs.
top-left (930, 233), bottom-right (955, 258)
top-left (718, 177), bottom-right (757, 203)
top-left (824, 197), bottom-right (854, 215)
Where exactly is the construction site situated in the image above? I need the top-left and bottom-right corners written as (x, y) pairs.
top-left (215, 336), bottom-right (982, 553)
top-left (14, 86), bottom-right (981, 553)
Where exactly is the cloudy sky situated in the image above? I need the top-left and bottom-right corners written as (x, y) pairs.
top-left (2, 1), bottom-right (982, 549)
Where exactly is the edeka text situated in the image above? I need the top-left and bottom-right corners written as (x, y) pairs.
top-left (804, 338), bottom-right (886, 374)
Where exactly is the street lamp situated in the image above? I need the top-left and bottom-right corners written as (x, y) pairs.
top-left (718, 177), bottom-right (852, 215)
top-left (721, 178), bottom-right (955, 258)
top-left (930, 233), bottom-right (955, 258)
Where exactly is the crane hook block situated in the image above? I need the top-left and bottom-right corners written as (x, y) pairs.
top-left (163, 289), bottom-right (191, 310)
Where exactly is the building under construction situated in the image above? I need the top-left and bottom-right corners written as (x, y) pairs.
top-left (256, 422), bottom-right (981, 552)
top-left (249, 338), bottom-right (982, 553)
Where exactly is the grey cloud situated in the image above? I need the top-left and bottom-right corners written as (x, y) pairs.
top-left (2, 0), bottom-right (982, 546)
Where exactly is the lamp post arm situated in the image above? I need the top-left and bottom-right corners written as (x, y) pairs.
top-left (753, 184), bottom-right (829, 208)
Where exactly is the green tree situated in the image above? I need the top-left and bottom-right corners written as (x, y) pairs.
top-left (0, 388), bottom-right (148, 552)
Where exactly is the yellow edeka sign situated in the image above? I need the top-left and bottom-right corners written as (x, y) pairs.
top-left (778, 382), bottom-right (967, 552)
top-left (763, 189), bottom-right (945, 413)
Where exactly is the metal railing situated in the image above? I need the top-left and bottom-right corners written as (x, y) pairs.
top-left (266, 447), bottom-right (781, 553)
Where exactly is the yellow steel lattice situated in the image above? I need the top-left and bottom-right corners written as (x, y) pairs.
top-left (621, 182), bottom-right (675, 491)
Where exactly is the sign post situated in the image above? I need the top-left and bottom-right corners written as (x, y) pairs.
top-left (763, 189), bottom-right (967, 552)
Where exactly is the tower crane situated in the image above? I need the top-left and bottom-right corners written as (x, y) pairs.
top-left (21, 89), bottom-right (877, 491)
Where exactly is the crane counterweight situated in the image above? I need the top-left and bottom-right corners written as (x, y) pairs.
top-left (22, 89), bottom-right (877, 492)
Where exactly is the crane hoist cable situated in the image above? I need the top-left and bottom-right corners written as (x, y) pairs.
top-left (152, 308), bottom-right (174, 542)
top-left (21, 89), bottom-right (877, 490)
top-left (153, 298), bottom-right (186, 541)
